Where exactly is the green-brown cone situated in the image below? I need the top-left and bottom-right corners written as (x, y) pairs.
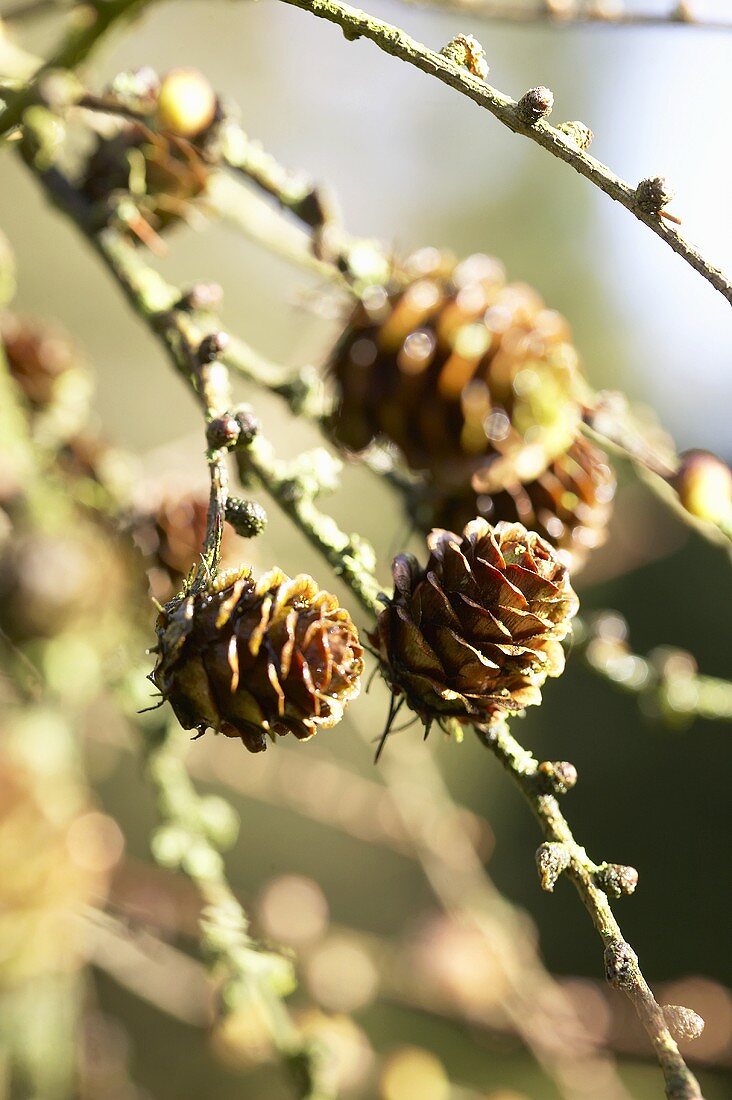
top-left (79, 122), bottom-right (210, 240)
top-left (152, 567), bottom-right (364, 752)
top-left (1, 314), bottom-right (92, 450)
top-left (329, 249), bottom-right (586, 493)
top-left (1, 314), bottom-right (76, 409)
top-left (370, 519), bottom-right (578, 729)
top-left (410, 436), bottom-right (615, 573)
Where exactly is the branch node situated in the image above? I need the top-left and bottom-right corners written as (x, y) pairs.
top-left (198, 331), bottom-right (230, 365)
top-left (593, 862), bottom-right (639, 898)
top-left (635, 175), bottom-right (675, 215)
top-left (662, 1004), bottom-right (705, 1042)
top-left (224, 497), bottom-right (268, 538)
top-left (516, 86), bottom-right (554, 125)
top-left (556, 120), bottom-right (594, 150)
top-left (604, 938), bottom-right (639, 991)
top-left (206, 413), bottom-right (241, 451)
top-left (535, 841), bottom-right (571, 892)
top-left (440, 33), bottom-right (489, 81)
top-left (232, 405), bottom-right (260, 447)
top-left (284, 447), bottom-right (343, 500)
top-left (537, 759), bottom-right (577, 795)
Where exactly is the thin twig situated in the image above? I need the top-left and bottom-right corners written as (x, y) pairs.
top-left (582, 415), bottom-right (732, 553)
top-left (398, 0), bottom-right (732, 31)
top-left (475, 719), bottom-right (704, 1100)
top-left (0, 0), bottom-right (162, 138)
top-left (136, 712), bottom-right (332, 1098)
top-left (274, 0), bottom-right (732, 306)
top-left (240, 434), bottom-right (383, 613)
top-left (575, 612), bottom-right (732, 724)
top-left (370, 732), bottom-right (635, 1099)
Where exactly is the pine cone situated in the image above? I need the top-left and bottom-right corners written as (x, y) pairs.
top-left (370, 519), bottom-right (578, 729)
top-left (1, 314), bottom-right (92, 456)
top-left (1, 313), bottom-right (80, 409)
top-left (328, 249), bottom-right (586, 493)
top-left (151, 567), bottom-right (364, 752)
top-left (79, 122), bottom-right (210, 238)
top-left (411, 436), bottom-right (615, 572)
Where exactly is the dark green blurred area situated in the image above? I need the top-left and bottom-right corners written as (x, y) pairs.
top-left (1, 1), bottom-right (730, 1098)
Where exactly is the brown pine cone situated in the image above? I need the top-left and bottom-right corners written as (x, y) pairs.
top-left (151, 567), bottom-right (364, 752)
top-left (370, 519), bottom-right (578, 730)
top-left (1, 313), bottom-right (80, 409)
top-left (78, 70), bottom-right (218, 239)
top-left (79, 122), bottom-right (210, 238)
top-left (411, 436), bottom-right (615, 573)
top-left (328, 249), bottom-right (586, 493)
top-left (1, 313), bottom-right (92, 458)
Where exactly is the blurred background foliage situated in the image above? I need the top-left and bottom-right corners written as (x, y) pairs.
top-left (0, 2), bottom-right (730, 1099)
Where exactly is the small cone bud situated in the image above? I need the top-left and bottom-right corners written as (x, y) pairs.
top-left (178, 283), bottom-right (224, 312)
top-left (440, 34), bottom-right (489, 80)
top-left (594, 862), bottom-right (639, 898)
top-left (672, 449), bottom-right (732, 524)
top-left (536, 841), bottom-right (570, 891)
top-left (635, 176), bottom-right (674, 214)
top-left (156, 69), bottom-right (217, 138)
top-left (224, 498), bottom-right (267, 538)
top-left (517, 86), bottom-right (554, 124)
top-left (206, 414), bottom-right (240, 451)
top-left (232, 407), bottom-right (260, 446)
top-left (538, 760), bottom-right (578, 795)
top-left (662, 1004), bottom-right (705, 1042)
top-left (198, 332), bottom-right (229, 364)
top-left (604, 939), bottom-right (638, 991)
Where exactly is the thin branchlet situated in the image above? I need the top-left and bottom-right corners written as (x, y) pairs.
top-left (395, 0), bottom-right (730, 31)
top-left (274, 0), bottom-right (732, 306)
top-left (475, 720), bottom-right (704, 1100)
top-left (135, 710), bottom-right (331, 1099)
top-left (575, 612), bottom-right (732, 724)
top-left (0, 0), bottom-right (163, 138)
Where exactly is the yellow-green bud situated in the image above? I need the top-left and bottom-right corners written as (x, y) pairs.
top-left (156, 69), bottom-right (217, 138)
top-left (673, 449), bottom-right (732, 524)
